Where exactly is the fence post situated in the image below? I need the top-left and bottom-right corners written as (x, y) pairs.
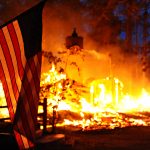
top-left (43, 98), bottom-right (47, 134)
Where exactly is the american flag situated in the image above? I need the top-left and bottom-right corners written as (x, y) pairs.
top-left (0, 1), bottom-right (45, 149)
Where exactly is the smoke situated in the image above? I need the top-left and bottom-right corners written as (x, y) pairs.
top-left (42, 1), bottom-right (103, 72)
top-left (0, 1), bottom-right (148, 98)
top-left (42, 1), bottom-right (148, 94)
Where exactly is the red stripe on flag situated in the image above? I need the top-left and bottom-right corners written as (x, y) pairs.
top-left (10, 21), bottom-right (38, 145)
top-left (28, 59), bottom-right (41, 105)
top-left (0, 25), bottom-right (34, 148)
top-left (7, 23), bottom-right (24, 79)
top-left (14, 130), bottom-right (24, 149)
top-left (0, 29), bottom-right (19, 102)
top-left (34, 53), bottom-right (42, 104)
top-left (0, 1), bottom-right (45, 149)
top-left (18, 101), bottom-right (33, 139)
top-left (9, 22), bottom-right (37, 136)
top-left (28, 58), bottom-right (40, 97)
top-left (22, 66), bottom-right (36, 118)
top-left (14, 92), bottom-right (34, 148)
top-left (8, 22), bottom-right (37, 121)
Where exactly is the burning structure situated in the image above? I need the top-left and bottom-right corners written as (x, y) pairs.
top-left (39, 61), bottom-right (150, 131)
top-left (65, 28), bottom-right (83, 50)
top-left (36, 29), bottom-right (150, 133)
top-left (0, 0), bottom-right (150, 149)
top-left (1, 28), bottom-right (150, 132)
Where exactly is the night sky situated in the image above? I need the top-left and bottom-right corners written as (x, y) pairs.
top-left (0, 0), bottom-right (40, 26)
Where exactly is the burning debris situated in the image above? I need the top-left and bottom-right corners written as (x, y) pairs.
top-left (38, 48), bottom-right (150, 132)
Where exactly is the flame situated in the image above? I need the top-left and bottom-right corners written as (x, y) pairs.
top-left (1, 61), bottom-right (150, 130)
top-left (39, 62), bottom-right (150, 131)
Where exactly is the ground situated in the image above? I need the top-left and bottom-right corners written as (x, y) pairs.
top-left (0, 123), bottom-right (150, 150)
top-left (36, 126), bottom-right (150, 150)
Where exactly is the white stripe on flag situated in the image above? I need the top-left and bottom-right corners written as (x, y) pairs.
top-left (13, 21), bottom-right (26, 68)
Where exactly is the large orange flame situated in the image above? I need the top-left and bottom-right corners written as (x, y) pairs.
top-left (0, 61), bottom-right (150, 130)
top-left (39, 62), bottom-right (150, 131)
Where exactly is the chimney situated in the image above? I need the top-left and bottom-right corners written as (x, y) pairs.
top-left (65, 28), bottom-right (83, 49)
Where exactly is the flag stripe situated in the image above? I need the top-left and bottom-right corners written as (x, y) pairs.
top-left (0, 1), bottom-right (45, 149)
top-left (12, 21), bottom-right (37, 141)
top-left (2, 21), bottom-right (35, 139)
top-left (14, 130), bottom-right (25, 148)
top-left (12, 21), bottom-right (40, 121)
top-left (21, 135), bottom-right (30, 149)
top-left (29, 58), bottom-right (39, 97)
top-left (7, 22), bottom-right (24, 79)
top-left (2, 27), bottom-right (19, 101)
top-left (28, 58), bottom-right (40, 112)
top-left (19, 99), bottom-right (33, 139)
top-left (34, 53), bottom-right (42, 103)
top-left (13, 21), bottom-right (26, 69)
top-left (33, 54), bottom-right (42, 109)
top-left (7, 21), bottom-right (37, 131)
top-left (5, 24), bottom-right (21, 101)
top-left (0, 30), bottom-right (17, 118)
top-left (21, 87), bottom-right (36, 137)
top-left (0, 21), bottom-right (33, 148)
top-left (22, 66), bottom-right (37, 121)
top-left (16, 107), bottom-right (34, 148)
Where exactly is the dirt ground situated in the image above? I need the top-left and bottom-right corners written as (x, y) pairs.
top-left (1, 124), bottom-right (150, 150)
top-left (36, 126), bottom-right (150, 150)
